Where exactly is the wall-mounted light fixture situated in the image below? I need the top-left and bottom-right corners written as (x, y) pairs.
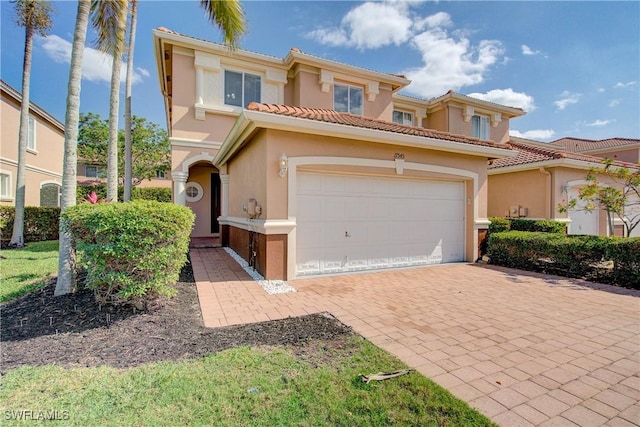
top-left (279, 154), bottom-right (288, 177)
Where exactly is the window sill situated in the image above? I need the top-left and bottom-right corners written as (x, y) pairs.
top-left (27, 148), bottom-right (38, 155)
top-left (194, 103), bottom-right (243, 120)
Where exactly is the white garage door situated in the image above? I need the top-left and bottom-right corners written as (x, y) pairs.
top-left (296, 172), bottom-right (465, 276)
top-left (568, 187), bottom-right (599, 235)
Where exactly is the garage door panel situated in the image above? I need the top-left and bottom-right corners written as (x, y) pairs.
top-left (296, 172), bottom-right (465, 276)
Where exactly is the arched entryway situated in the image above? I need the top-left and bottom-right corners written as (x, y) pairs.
top-left (173, 154), bottom-right (221, 238)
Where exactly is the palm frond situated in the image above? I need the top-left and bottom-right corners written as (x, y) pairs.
top-left (90, 0), bottom-right (128, 55)
top-left (14, 0), bottom-right (56, 36)
top-left (199, 0), bottom-right (246, 47)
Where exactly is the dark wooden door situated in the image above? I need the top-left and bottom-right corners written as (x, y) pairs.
top-left (211, 173), bottom-right (221, 233)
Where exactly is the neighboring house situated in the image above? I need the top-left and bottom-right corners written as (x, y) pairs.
top-left (76, 160), bottom-right (172, 189)
top-left (153, 27), bottom-right (527, 280)
top-left (551, 137), bottom-right (640, 164)
top-left (488, 137), bottom-right (640, 237)
top-left (0, 80), bottom-right (64, 207)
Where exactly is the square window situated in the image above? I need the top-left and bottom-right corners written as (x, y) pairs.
top-left (393, 110), bottom-right (414, 126)
top-left (472, 115), bottom-right (490, 139)
top-left (334, 84), bottom-right (363, 115)
top-left (85, 165), bottom-right (105, 178)
top-left (225, 70), bottom-right (261, 108)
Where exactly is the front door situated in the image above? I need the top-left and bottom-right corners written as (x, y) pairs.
top-left (211, 173), bottom-right (221, 233)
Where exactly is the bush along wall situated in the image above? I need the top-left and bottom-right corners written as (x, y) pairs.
top-left (0, 206), bottom-right (60, 242)
top-left (77, 185), bottom-right (171, 203)
top-left (487, 231), bottom-right (640, 289)
top-left (62, 201), bottom-right (195, 306)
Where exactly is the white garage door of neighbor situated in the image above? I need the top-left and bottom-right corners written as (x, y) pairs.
top-left (296, 172), bottom-right (465, 276)
top-left (568, 187), bottom-right (599, 235)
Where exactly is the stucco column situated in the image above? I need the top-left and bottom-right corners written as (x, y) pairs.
top-left (173, 171), bottom-right (188, 206)
top-left (195, 67), bottom-right (204, 105)
top-left (220, 173), bottom-right (230, 217)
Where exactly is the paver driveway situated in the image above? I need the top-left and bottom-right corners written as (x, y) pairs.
top-left (192, 248), bottom-right (640, 426)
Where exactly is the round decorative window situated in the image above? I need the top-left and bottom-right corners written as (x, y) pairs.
top-left (185, 182), bottom-right (204, 203)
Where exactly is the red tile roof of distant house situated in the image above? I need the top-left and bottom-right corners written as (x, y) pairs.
top-left (551, 137), bottom-right (640, 153)
top-left (489, 139), bottom-right (632, 169)
top-left (247, 103), bottom-right (511, 150)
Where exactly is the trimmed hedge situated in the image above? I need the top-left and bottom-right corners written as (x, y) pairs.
top-left (488, 217), bottom-right (566, 234)
top-left (0, 206), bottom-right (60, 242)
top-left (62, 201), bottom-right (194, 305)
top-left (77, 185), bottom-right (172, 203)
top-left (131, 187), bottom-right (172, 202)
top-left (487, 231), bottom-right (640, 288)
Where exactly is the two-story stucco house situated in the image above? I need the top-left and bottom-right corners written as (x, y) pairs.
top-left (153, 27), bottom-right (527, 280)
top-left (1, 80), bottom-right (64, 207)
top-left (488, 137), bottom-right (639, 237)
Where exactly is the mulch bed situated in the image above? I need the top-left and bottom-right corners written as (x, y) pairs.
top-left (1, 256), bottom-right (354, 372)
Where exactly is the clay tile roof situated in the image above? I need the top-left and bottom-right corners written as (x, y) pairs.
top-left (551, 137), bottom-right (640, 152)
top-left (490, 139), bottom-right (633, 169)
top-left (246, 103), bottom-right (510, 149)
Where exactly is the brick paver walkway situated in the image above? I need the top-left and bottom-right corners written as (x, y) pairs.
top-left (192, 248), bottom-right (640, 426)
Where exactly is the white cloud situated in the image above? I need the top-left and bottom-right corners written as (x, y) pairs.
top-left (306, 1), bottom-right (417, 49)
top-left (403, 31), bottom-right (504, 97)
top-left (467, 89), bottom-right (536, 112)
top-left (521, 44), bottom-right (541, 56)
top-left (510, 129), bottom-right (555, 140)
top-left (39, 35), bottom-right (149, 85)
top-left (613, 81), bottom-right (637, 89)
top-left (597, 87), bottom-right (605, 93)
top-left (554, 91), bottom-right (581, 110)
top-left (609, 99), bottom-right (621, 107)
top-left (414, 11), bottom-right (453, 31)
top-left (307, 3), bottom-right (505, 97)
top-left (585, 119), bottom-right (615, 127)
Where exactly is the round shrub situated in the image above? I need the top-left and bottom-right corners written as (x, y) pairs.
top-left (62, 201), bottom-right (195, 305)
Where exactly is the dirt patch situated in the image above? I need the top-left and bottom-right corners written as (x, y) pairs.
top-left (1, 256), bottom-right (353, 371)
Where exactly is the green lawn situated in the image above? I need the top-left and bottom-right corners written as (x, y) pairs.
top-left (0, 240), bottom-right (59, 303)
top-left (1, 339), bottom-right (494, 426)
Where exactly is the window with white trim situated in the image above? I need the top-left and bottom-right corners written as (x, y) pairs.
top-left (27, 115), bottom-right (36, 151)
top-left (185, 182), bottom-right (204, 203)
top-left (0, 172), bottom-right (11, 199)
top-left (472, 114), bottom-right (490, 140)
top-left (85, 165), bottom-right (105, 178)
top-left (334, 84), bottom-right (363, 115)
top-left (156, 170), bottom-right (166, 179)
top-left (224, 70), bottom-right (261, 108)
top-left (393, 110), bottom-right (414, 126)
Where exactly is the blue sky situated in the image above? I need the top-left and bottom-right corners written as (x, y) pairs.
top-left (1, 0), bottom-right (638, 141)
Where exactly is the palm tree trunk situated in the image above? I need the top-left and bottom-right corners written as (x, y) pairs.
top-left (55, 0), bottom-right (91, 296)
top-left (106, 56), bottom-right (124, 200)
top-left (123, 0), bottom-right (137, 202)
top-left (9, 24), bottom-right (34, 248)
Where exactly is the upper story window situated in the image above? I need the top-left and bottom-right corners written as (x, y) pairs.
top-left (334, 84), bottom-right (363, 115)
top-left (85, 165), bottom-right (105, 178)
top-left (224, 70), bottom-right (261, 108)
top-left (472, 114), bottom-right (490, 140)
top-left (156, 170), bottom-right (166, 179)
top-left (393, 110), bottom-right (414, 126)
top-left (27, 115), bottom-right (36, 151)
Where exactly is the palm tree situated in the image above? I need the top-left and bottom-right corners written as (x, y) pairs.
top-left (91, 0), bottom-right (128, 202)
top-left (55, 0), bottom-right (246, 295)
top-left (123, 0), bottom-right (137, 202)
top-left (9, 0), bottom-right (54, 248)
top-left (199, 0), bottom-right (246, 47)
top-left (55, 0), bottom-right (91, 296)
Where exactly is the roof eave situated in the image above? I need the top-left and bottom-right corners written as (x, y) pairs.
top-left (215, 110), bottom-right (515, 167)
top-left (488, 158), bottom-right (606, 175)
